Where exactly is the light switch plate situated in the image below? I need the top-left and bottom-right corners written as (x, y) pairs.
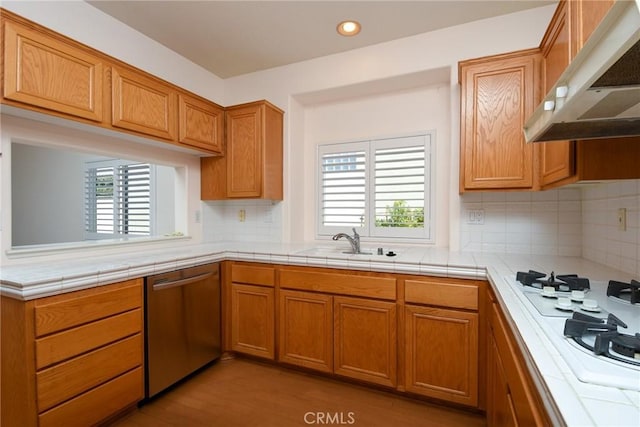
top-left (617, 208), bottom-right (627, 231)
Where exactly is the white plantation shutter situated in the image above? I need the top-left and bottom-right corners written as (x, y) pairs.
top-left (320, 148), bottom-right (366, 228)
top-left (317, 133), bottom-right (432, 241)
top-left (85, 160), bottom-right (153, 238)
top-left (372, 135), bottom-right (429, 238)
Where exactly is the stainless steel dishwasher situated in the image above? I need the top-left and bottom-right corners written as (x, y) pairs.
top-left (145, 262), bottom-right (221, 398)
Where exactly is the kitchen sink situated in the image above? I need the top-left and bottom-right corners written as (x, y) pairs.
top-left (294, 246), bottom-right (404, 257)
top-left (297, 247), bottom-right (374, 256)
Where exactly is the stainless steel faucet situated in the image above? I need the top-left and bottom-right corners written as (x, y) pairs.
top-left (332, 228), bottom-right (361, 253)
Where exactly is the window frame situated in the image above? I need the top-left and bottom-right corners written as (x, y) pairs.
top-left (316, 131), bottom-right (434, 243)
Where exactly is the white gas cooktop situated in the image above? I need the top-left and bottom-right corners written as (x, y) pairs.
top-left (507, 275), bottom-right (640, 392)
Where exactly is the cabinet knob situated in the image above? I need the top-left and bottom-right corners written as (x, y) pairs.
top-left (543, 100), bottom-right (555, 111)
top-left (555, 86), bottom-right (569, 98)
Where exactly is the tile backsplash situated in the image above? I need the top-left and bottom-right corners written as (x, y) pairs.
top-left (460, 188), bottom-right (583, 256)
top-left (202, 199), bottom-right (283, 242)
top-left (581, 180), bottom-right (639, 278)
top-left (460, 180), bottom-right (640, 278)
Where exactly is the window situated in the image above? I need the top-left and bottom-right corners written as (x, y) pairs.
top-left (318, 133), bottom-right (433, 241)
top-left (85, 160), bottom-right (154, 239)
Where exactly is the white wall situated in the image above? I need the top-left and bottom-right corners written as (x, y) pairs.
top-left (302, 85), bottom-right (450, 245)
top-left (0, 2), bottom-right (560, 254)
top-left (219, 5), bottom-right (556, 247)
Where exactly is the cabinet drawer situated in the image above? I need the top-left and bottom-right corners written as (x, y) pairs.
top-left (37, 334), bottom-right (142, 412)
top-left (231, 263), bottom-right (275, 287)
top-left (34, 279), bottom-right (142, 337)
top-left (35, 309), bottom-right (142, 369)
top-left (280, 269), bottom-right (396, 300)
top-left (405, 278), bottom-right (478, 310)
top-left (38, 367), bottom-right (143, 427)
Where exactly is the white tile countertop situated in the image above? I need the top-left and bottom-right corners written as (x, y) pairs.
top-left (1, 241), bottom-right (639, 426)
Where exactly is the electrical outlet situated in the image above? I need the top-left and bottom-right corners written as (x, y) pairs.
top-left (467, 209), bottom-right (485, 225)
top-left (194, 210), bottom-right (201, 224)
top-left (617, 208), bottom-right (627, 231)
top-left (239, 209), bottom-right (246, 222)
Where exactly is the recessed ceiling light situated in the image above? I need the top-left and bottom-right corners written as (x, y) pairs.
top-left (337, 20), bottom-right (361, 37)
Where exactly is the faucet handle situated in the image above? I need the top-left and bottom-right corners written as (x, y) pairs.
top-left (352, 227), bottom-right (359, 238)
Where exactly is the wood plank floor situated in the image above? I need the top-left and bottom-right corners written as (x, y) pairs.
top-left (111, 357), bottom-right (486, 427)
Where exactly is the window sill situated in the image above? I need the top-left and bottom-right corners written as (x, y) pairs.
top-left (6, 235), bottom-right (192, 259)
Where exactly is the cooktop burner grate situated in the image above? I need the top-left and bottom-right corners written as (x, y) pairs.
top-left (564, 312), bottom-right (640, 366)
top-left (516, 270), bottom-right (590, 291)
top-left (607, 279), bottom-right (640, 304)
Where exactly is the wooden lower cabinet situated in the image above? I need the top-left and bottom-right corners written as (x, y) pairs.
top-left (334, 296), bottom-right (397, 387)
top-left (404, 305), bottom-right (478, 406)
top-left (1, 279), bottom-right (144, 427)
top-left (225, 263), bottom-right (551, 419)
top-left (487, 289), bottom-right (551, 426)
top-left (278, 290), bottom-right (333, 372)
top-left (487, 333), bottom-right (519, 427)
top-left (230, 283), bottom-right (275, 359)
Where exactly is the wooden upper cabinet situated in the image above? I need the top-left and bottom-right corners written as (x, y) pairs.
top-left (570, 0), bottom-right (615, 58)
top-left (540, 0), bottom-right (575, 187)
top-left (459, 49), bottom-right (541, 192)
top-left (227, 103), bottom-right (263, 197)
top-left (201, 100), bottom-right (283, 200)
top-left (2, 19), bottom-right (103, 122)
top-left (178, 93), bottom-right (224, 154)
top-left (111, 66), bottom-right (177, 140)
top-left (538, 0), bottom-right (640, 189)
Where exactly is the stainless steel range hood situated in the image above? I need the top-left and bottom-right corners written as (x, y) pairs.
top-left (524, 0), bottom-right (640, 142)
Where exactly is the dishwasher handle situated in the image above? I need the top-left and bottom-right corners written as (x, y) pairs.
top-left (152, 272), bottom-right (215, 291)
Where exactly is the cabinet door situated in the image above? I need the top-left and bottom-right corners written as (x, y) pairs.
top-left (405, 305), bottom-right (478, 406)
top-left (490, 302), bottom-right (547, 425)
top-left (178, 94), bottom-right (224, 154)
top-left (279, 290), bottom-right (333, 373)
top-left (230, 283), bottom-right (275, 359)
top-left (487, 332), bottom-right (519, 427)
top-left (225, 104), bottom-right (263, 197)
top-left (540, 1), bottom-right (575, 187)
top-left (459, 50), bottom-right (539, 191)
top-left (2, 21), bottom-right (103, 121)
top-left (111, 66), bottom-right (177, 140)
top-left (334, 296), bottom-right (397, 387)
top-left (571, 0), bottom-right (615, 58)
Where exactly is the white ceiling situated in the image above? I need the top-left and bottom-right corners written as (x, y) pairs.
top-left (87, 1), bottom-right (555, 79)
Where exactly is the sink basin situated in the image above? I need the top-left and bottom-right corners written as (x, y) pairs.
top-left (297, 247), bottom-right (374, 256)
